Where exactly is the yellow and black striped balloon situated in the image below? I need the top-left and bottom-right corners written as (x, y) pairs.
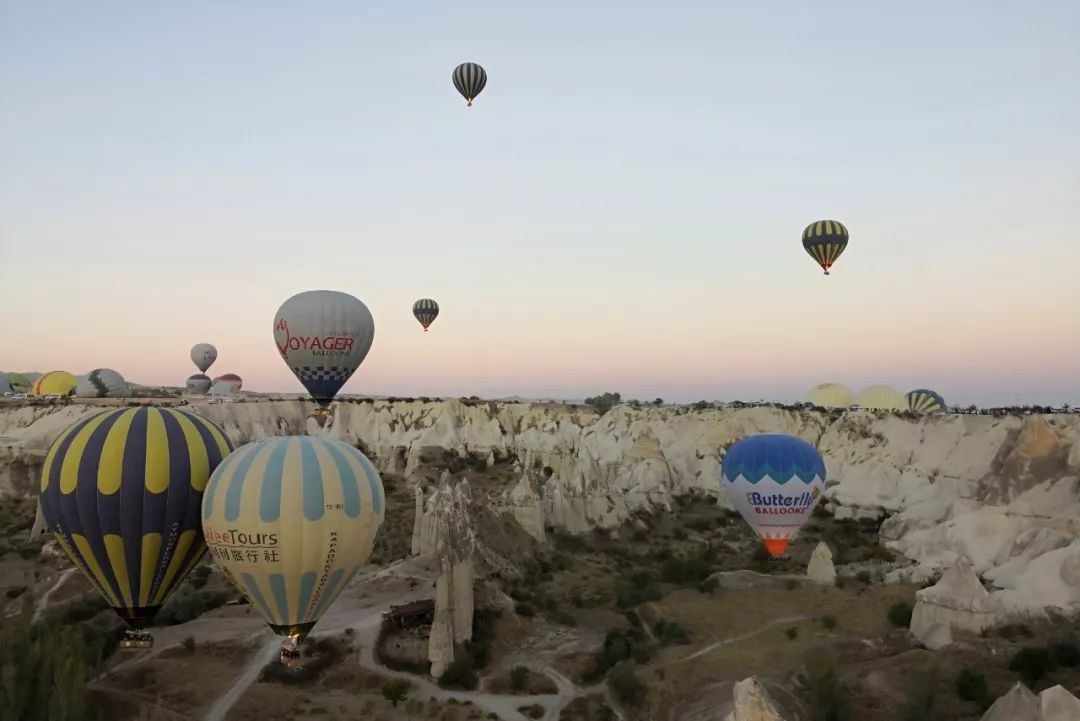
top-left (802, 220), bottom-right (849, 275)
top-left (39, 407), bottom-right (234, 628)
top-left (412, 298), bottom-right (440, 331)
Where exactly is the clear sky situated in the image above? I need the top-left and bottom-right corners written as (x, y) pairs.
top-left (2, 1), bottom-right (1078, 407)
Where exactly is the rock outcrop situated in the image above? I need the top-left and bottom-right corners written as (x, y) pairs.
top-left (502, 470), bottom-right (546, 543)
top-left (910, 556), bottom-right (1000, 646)
top-left (416, 472), bottom-right (476, 678)
top-left (978, 682), bottom-right (1080, 721)
top-left (3, 399), bottom-right (1080, 615)
top-left (722, 676), bottom-right (789, 721)
top-left (806, 542), bottom-right (836, 585)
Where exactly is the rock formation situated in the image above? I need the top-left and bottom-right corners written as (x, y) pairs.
top-left (910, 556), bottom-right (1000, 646)
top-left (417, 472), bottom-right (476, 678)
top-left (806, 541), bottom-right (836, 585)
top-left (4, 399), bottom-right (1080, 615)
top-left (723, 676), bottom-right (789, 721)
top-left (411, 484), bottom-right (424, 556)
top-left (503, 469), bottom-right (546, 543)
top-left (978, 681), bottom-right (1080, 721)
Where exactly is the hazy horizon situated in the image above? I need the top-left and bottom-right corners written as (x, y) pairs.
top-left (2, 2), bottom-right (1078, 408)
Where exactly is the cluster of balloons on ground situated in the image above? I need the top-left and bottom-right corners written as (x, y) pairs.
top-left (807, 383), bottom-right (946, 414)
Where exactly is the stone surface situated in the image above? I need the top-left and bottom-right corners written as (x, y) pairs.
top-left (979, 682), bottom-right (1039, 721)
top-left (1038, 684), bottom-right (1080, 721)
top-left (729, 676), bottom-right (788, 721)
top-left (910, 556), bottom-right (1000, 641)
top-left (806, 541), bottom-right (837, 585)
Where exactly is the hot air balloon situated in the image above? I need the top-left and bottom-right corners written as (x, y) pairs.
top-left (855, 386), bottom-right (907, 411)
top-left (907, 389), bottom-right (946, 414)
top-left (412, 298), bottom-right (439, 331)
top-left (212, 373), bottom-right (243, 392)
top-left (38, 407), bottom-right (233, 647)
top-left (186, 374), bottom-right (212, 394)
top-left (273, 290), bottom-right (375, 407)
top-left (0, 373), bottom-right (11, 395)
top-left (191, 343), bottom-right (218, 373)
top-left (201, 436), bottom-right (384, 659)
top-left (806, 383), bottom-right (854, 410)
top-left (802, 220), bottom-right (849, 275)
top-left (7, 373), bottom-right (30, 390)
top-left (75, 368), bottom-right (131, 398)
top-left (721, 434), bottom-right (826, 557)
top-left (452, 62), bottom-right (487, 106)
top-left (32, 371), bottom-right (77, 397)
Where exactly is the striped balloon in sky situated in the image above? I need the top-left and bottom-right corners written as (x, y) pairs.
top-left (907, 389), bottom-right (947, 414)
top-left (412, 298), bottom-right (440, 331)
top-left (201, 436), bottom-right (385, 642)
top-left (721, 434), bottom-right (826, 557)
top-left (802, 219), bottom-right (849, 275)
top-left (39, 407), bottom-right (234, 629)
top-left (452, 62), bottom-right (487, 106)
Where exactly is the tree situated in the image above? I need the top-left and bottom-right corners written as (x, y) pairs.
top-left (585, 392), bottom-right (622, 414)
top-left (653, 398), bottom-right (663, 405)
top-left (381, 679), bottom-right (412, 707)
top-left (0, 604), bottom-right (91, 721)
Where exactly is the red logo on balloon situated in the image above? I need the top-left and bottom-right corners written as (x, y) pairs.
top-left (276, 318), bottom-right (355, 358)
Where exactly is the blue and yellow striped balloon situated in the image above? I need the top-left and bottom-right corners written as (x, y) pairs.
top-left (802, 219), bottom-right (849, 275)
top-left (201, 436), bottom-right (384, 640)
top-left (907, 389), bottom-right (946, 414)
top-left (39, 407), bottom-right (234, 628)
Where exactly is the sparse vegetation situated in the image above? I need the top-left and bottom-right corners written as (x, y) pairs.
top-left (584, 392), bottom-right (622, 415)
top-left (1009, 647), bottom-right (1057, 685)
top-left (511, 665), bottom-right (530, 691)
top-left (955, 669), bottom-right (990, 709)
top-left (804, 653), bottom-right (851, 721)
top-left (821, 615), bottom-right (838, 631)
top-left (382, 679), bottom-right (412, 707)
top-left (887, 601), bottom-right (913, 628)
top-left (785, 626), bottom-right (799, 640)
top-left (607, 662), bottom-right (647, 709)
top-left (0, 607), bottom-right (92, 721)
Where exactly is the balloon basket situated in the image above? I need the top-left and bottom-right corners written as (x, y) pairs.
top-left (310, 405), bottom-right (333, 429)
top-left (119, 630), bottom-right (154, 649)
top-left (279, 636), bottom-right (304, 667)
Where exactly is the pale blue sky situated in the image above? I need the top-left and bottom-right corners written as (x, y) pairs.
top-left (2, 1), bottom-right (1078, 406)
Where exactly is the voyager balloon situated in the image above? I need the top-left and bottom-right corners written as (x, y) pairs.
top-left (721, 434), bottom-right (826, 557)
top-left (201, 436), bottom-right (384, 645)
top-left (273, 290), bottom-right (375, 407)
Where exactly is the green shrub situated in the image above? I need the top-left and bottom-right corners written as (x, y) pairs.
top-left (805, 656), bottom-right (851, 721)
top-left (821, 615), bottom-right (838, 631)
top-left (654, 620), bottom-right (690, 646)
top-left (1009, 647), bottom-right (1057, 685)
top-left (0, 611), bottom-right (92, 721)
top-left (1050, 641), bottom-right (1080, 667)
top-left (660, 554), bottom-right (714, 585)
top-left (887, 602), bottom-right (913, 628)
top-left (510, 665), bottom-right (530, 691)
top-left (955, 669), bottom-right (990, 708)
top-left (607, 662), bottom-right (647, 708)
top-left (438, 658), bottom-right (478, 690)
top-left (856, 570), bottom-right (872, 585)
top-left (381, 679), bottom-right (412, 706)
top-left (785, 627), bottom-right (799, 640)
top-left (514, 602), bottom-right (536, 618)
top-left (585, 392), bottom-right (622, 415)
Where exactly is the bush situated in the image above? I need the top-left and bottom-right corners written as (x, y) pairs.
top-left (1009, 647), bottom-right (1057, 685)
top-left (510, 665), bottom-right (530, 691)
top-left (856, 571), bottom-right (872, 585)
top-left (181, 636), bottom-right (196, 652)
top-left (0, 610), bottom-right (93, 721)
top-left (821, 615), bottom-right (838, 631)
top-left (514, 602), bottom-right (535, 618)
top-left (585, 392), bottom-right (622, 415)
top-left (887, 602), bottom-right (913, 628)
top-left (654, 620), bottom-right (690, 646)
top-left (1050, 641), bottom-right (1080, 667)
top-left (955, 669), bottom-right (990, 708)
top-left (998, 624), bottom-right (1034, 640)
top-left (785, 627), bottom-right (799, 640)
top-left (438, 658), bottom-right (478, 690)
top-left (615, 584), bottom-right (662, 609)
top-left (660, 553), bottom-right (714, 585)
top-left (607, 662), bottom-right (647, 708)
top-left (805, 656), bottom-right (851, 721)
top-left (697, 576), bottom-right (719, 594)
top-left (381, 679), bottom-right (412, 707)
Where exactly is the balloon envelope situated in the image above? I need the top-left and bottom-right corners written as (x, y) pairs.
top-left (191, 344), bottom-right (218, 373)
top-left (186, 374), bottom-right (212, 394)
top-left (802, 220), bottom-right (849, 275)
top-left (452, 62), bottom-right (487, 106)
top-left (201, 436), bottom-right (384, 640)
top-left (721, 434), bottom-right (826, 557)
top-left (412, 298), bottom-right (439, 331)
top-left (907, 389), bottom-right (946, 414)
top-left (75, 368), bottom-right (131, 398)
top-left (39, 407), bottom-right (234, 628)
top-left (856, 386), bottom-right (907, 411)
top-left (0, 373), bottom-right (10, 394)
top-left (273, 290), bottom-right (375, 407)
top-left (32, 371), bottom-right (77, 397)
top-left (806, 383), bottom-right (853, 409)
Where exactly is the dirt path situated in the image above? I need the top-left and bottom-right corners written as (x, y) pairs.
top-left (673, 615), bottom-right (812, 664)
top-left (201, 633), bottom-right (279, 721)
top-left (32, 567), bottom-right (75, 623)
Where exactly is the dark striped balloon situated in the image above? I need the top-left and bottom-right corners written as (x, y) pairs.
top-left (412, 298), bottom-right (440, 331)
top-left (452, 62), bottom-right (487, 106)
top-left (907, 389), bottom-right (946, 414)
top-left (39, 407), bottom-right (234, 628)
top-left (802, 219), bottom-right (849, 275)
